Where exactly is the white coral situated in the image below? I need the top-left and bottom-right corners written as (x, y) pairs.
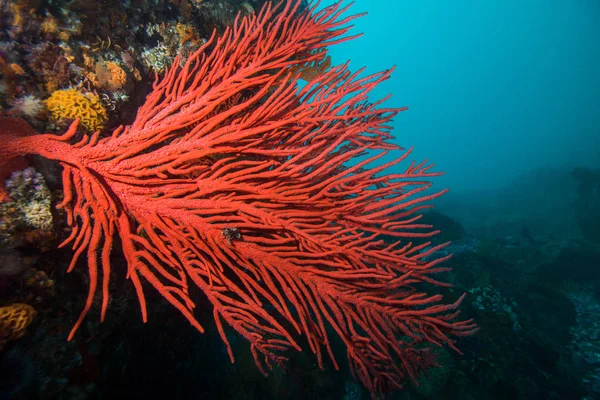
top-left (14, 95), bottom-right (45, 118)
top-left (22, 202), bottom-right (53, 231)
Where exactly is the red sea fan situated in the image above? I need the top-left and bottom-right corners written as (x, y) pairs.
top-left (0, 0), bottom-right (476, 395)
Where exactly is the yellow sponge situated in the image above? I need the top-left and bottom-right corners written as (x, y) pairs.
top-left (0, 303), bottom-right (37, 350)
top-left (46, 88), bottom-right (108, 132)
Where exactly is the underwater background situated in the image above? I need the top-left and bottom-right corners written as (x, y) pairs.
top-left (0, 0), bottom-right (599, 399)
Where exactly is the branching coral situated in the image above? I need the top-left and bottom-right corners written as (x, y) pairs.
top-left (0, 1), bottom-right (476, 396)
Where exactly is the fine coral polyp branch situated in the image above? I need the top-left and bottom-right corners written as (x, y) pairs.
top-left (0, 0), bottom-right (476, 396)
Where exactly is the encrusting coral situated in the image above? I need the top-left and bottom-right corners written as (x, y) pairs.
top-left (0, 167), bottom-right (54, 249)
top-left (0, 0), bottom-right (476, 396)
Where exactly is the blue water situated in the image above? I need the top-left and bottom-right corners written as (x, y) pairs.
top-left (321, 0), bottom-right (600, 193)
